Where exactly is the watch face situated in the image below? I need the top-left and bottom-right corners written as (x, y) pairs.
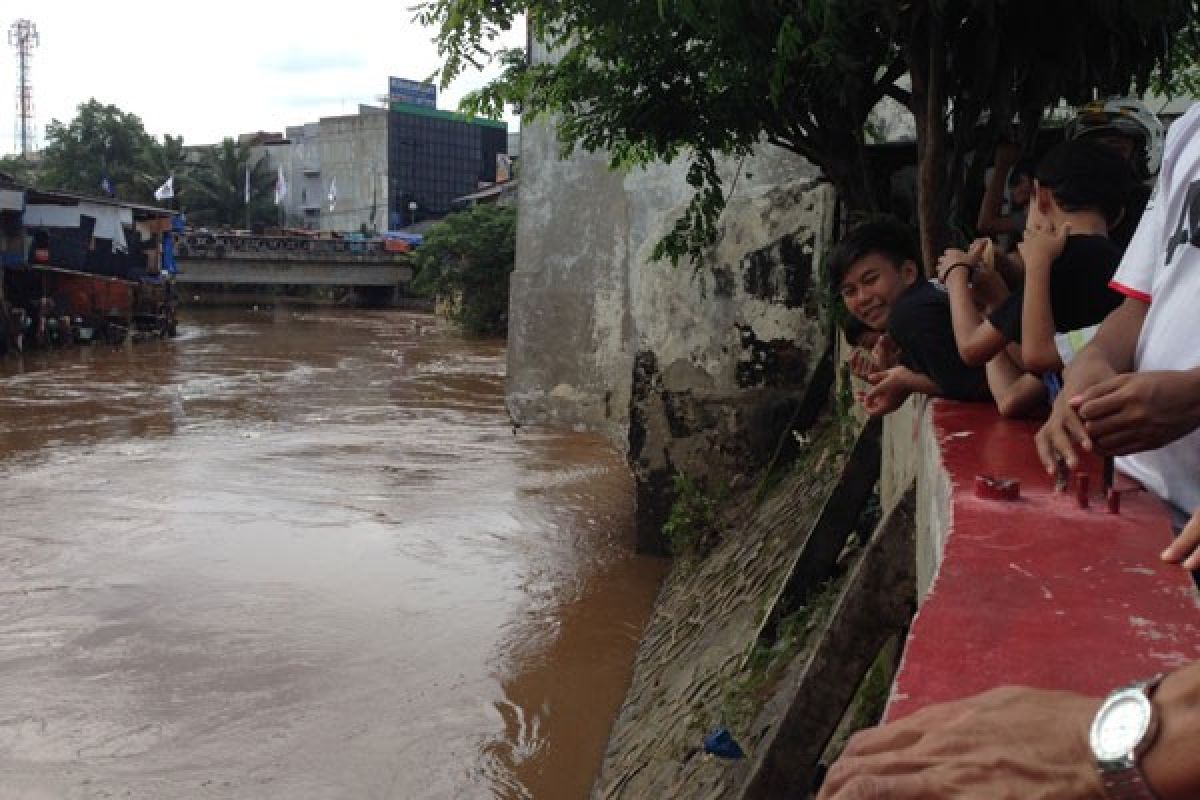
top-left (1094, 694), bottom-right (1152, 760)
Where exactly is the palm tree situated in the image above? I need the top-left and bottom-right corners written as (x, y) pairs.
top-left (184, 138), bottom-right (276, 228)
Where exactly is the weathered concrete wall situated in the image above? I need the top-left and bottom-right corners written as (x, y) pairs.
top-left (880, 396), bottom-right (951, 596)
top-left (507, 108), bottom-right (834, 549)
top-left (506, 117), bottom-right (634, 438)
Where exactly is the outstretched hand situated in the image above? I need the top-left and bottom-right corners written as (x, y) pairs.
top-left (817, 686), bottom-right (1102, 800)
top-left (859, 367), bottom-right (913, 417)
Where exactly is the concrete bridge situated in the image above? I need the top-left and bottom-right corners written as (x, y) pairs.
top-left (173, 232), bottom-right (413, 287)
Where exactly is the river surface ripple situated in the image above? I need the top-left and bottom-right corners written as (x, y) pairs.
top-left (0, 309), bottom-right (665, 800)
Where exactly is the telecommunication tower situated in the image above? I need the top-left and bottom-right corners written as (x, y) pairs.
top-left (8, 19), bottom-right (39, 157)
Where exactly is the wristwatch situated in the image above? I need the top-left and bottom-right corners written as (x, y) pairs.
top-left (1089, 675), bottom-right (1164, 799)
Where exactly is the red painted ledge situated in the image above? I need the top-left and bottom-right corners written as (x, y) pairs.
top-left (886, 400), bottom-right (1200, 721)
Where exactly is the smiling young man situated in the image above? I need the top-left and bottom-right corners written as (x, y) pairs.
top-left (830, 219), bottom-right (991, 416)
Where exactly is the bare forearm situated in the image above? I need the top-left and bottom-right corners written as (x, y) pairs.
top-left (1062, 297), bottom-right (1147, 395)
top-left (944, 273), bottom-right (1006, 366)
top-left (901, 367), bottom-right (941, 397)
top-left (1020, 263), bottom-right (1061, 374)
top-left (977, 163), bottom-right (1015, 235)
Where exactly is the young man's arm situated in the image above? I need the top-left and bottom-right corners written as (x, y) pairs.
top-left (1034, 296), bottom-right (1146, 472)
top-left (938, 252), bottom-right (1011, 366)
top-left (817, 660), bottom-right (1200, 800)
top-left (1018, 214), bottom-right (1069, 374)
top-left (860, 366), bottom-right (940, 417)
top-left (985, 346), bottom-right (1046, 418)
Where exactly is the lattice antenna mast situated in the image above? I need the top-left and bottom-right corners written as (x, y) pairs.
top-left (9, 19), bottom-right (39, 157)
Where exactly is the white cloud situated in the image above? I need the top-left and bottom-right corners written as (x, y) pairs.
top-left (1, 0), bottom-right (524, 152)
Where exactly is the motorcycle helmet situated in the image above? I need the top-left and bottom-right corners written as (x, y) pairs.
top-left (1065, 96), bottom-right (1164, 181)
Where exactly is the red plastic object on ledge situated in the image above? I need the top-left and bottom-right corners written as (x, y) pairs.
top-left (974, 474), bottom-right (1020, 501)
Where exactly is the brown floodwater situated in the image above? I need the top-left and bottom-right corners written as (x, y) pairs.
top-left (0, 308), bottom-right (666, 800)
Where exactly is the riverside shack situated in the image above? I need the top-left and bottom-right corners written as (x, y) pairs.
top-left (0, 181), bottom-right (178, 350)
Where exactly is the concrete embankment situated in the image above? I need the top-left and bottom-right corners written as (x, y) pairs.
top-left (592, 415), bottom-right (913, 799)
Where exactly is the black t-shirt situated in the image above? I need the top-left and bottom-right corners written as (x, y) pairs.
top-left (988, 234), bottom-right (1122, 343)
top-left (888, 280), bottom-right (989, 402)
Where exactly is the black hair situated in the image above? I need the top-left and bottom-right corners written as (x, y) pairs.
top-left (1034, 139), bottom-right (1137, 226)
top-left (827, 217), bottom-right (921, 289)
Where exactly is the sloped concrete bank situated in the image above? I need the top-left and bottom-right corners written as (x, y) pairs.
top-left (591, 418), bottom-right (915, 798)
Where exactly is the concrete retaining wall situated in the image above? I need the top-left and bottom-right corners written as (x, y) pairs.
top-left (506, 111), bottom-right (834, 550)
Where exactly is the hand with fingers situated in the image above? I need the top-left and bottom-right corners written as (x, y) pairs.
top-left (859, 367), bottom-right (914, 417)
top-left (1018, 203), bottom-right (1070, 273)
top-left (935, 239), bottom-right (988, 285)
top-left (849, 347), bottom-right (877, 381)
top-left (1073, 370), bottom-right (1200, 456)
top-left (1035, 359), bottom-right (1119, 473)
top-left (871, 333), bottom-right (900, 371)
top-left (1163, 509), bottom-right (1200, 572)
top-left (817, 686), bottom-right (1101, 800)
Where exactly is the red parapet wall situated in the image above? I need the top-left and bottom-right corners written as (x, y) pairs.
top-left (886, 400), bottom-right (1200, 721)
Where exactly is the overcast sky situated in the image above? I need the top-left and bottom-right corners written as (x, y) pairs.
top-left (1, 1), bottom-right (524, 155)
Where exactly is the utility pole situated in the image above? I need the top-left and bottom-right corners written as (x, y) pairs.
top-left (8, 19), bottom-right (39, 157)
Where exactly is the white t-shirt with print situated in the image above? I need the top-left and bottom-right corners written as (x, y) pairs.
top-left (1109, 103), bottom-right (1200, 524)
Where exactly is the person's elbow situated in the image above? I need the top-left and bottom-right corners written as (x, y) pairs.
top-left (993, 384), bottom-right (1043, 419)
top-left (958, 340), bottom-right (994, 368)
top-left (994, 392), bottom-right (1029, 418)
top-left (1022, 341), bottom-right (1062, 375)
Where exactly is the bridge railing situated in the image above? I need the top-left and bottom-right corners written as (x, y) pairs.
top-left (175, 233), bottom-right (410, 263)
top-left (879, 398), bottom-right (1200, 722)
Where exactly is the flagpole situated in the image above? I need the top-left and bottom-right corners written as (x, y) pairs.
top-left (244, 162), bottom-right (251, 231)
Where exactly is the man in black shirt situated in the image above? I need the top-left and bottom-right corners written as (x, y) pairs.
top-left (831, 219), bottom-right (991, 416)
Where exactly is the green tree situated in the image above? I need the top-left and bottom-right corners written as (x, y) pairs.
top-left (1155, 23), bottom-right (1200, 99)
top-left (413, 204), bottom-right (517, 336)
top-left (418, 1), bottom-right (1193, 268)
top-left (40, 99), bottom-right (156, 199)
top-left (0, 155), bottom-right (39, 186)
top-left (184, 138), bottom-right (276, 228)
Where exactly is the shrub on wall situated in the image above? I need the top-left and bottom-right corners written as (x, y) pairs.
top-left (413, 204), bottom-right (516, 336)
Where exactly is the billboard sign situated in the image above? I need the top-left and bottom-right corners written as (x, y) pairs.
top-left (388, 77), bottom-right (437, 109)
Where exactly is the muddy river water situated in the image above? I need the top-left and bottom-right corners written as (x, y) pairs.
top-left (0, 309), bottom-right (666, 800)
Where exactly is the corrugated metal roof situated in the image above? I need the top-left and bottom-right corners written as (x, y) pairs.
top-left (22, 188), bottom-right (175, 217)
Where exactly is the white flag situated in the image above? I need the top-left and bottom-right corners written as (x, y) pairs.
top-left (327, 177), bottom-right (337, 212)
top-left (274, 165), bottom-right (288, 205)
top-left (154, 175), bottom-right (174, 202)
top-left (244, 163), bottom-right (251, 204)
